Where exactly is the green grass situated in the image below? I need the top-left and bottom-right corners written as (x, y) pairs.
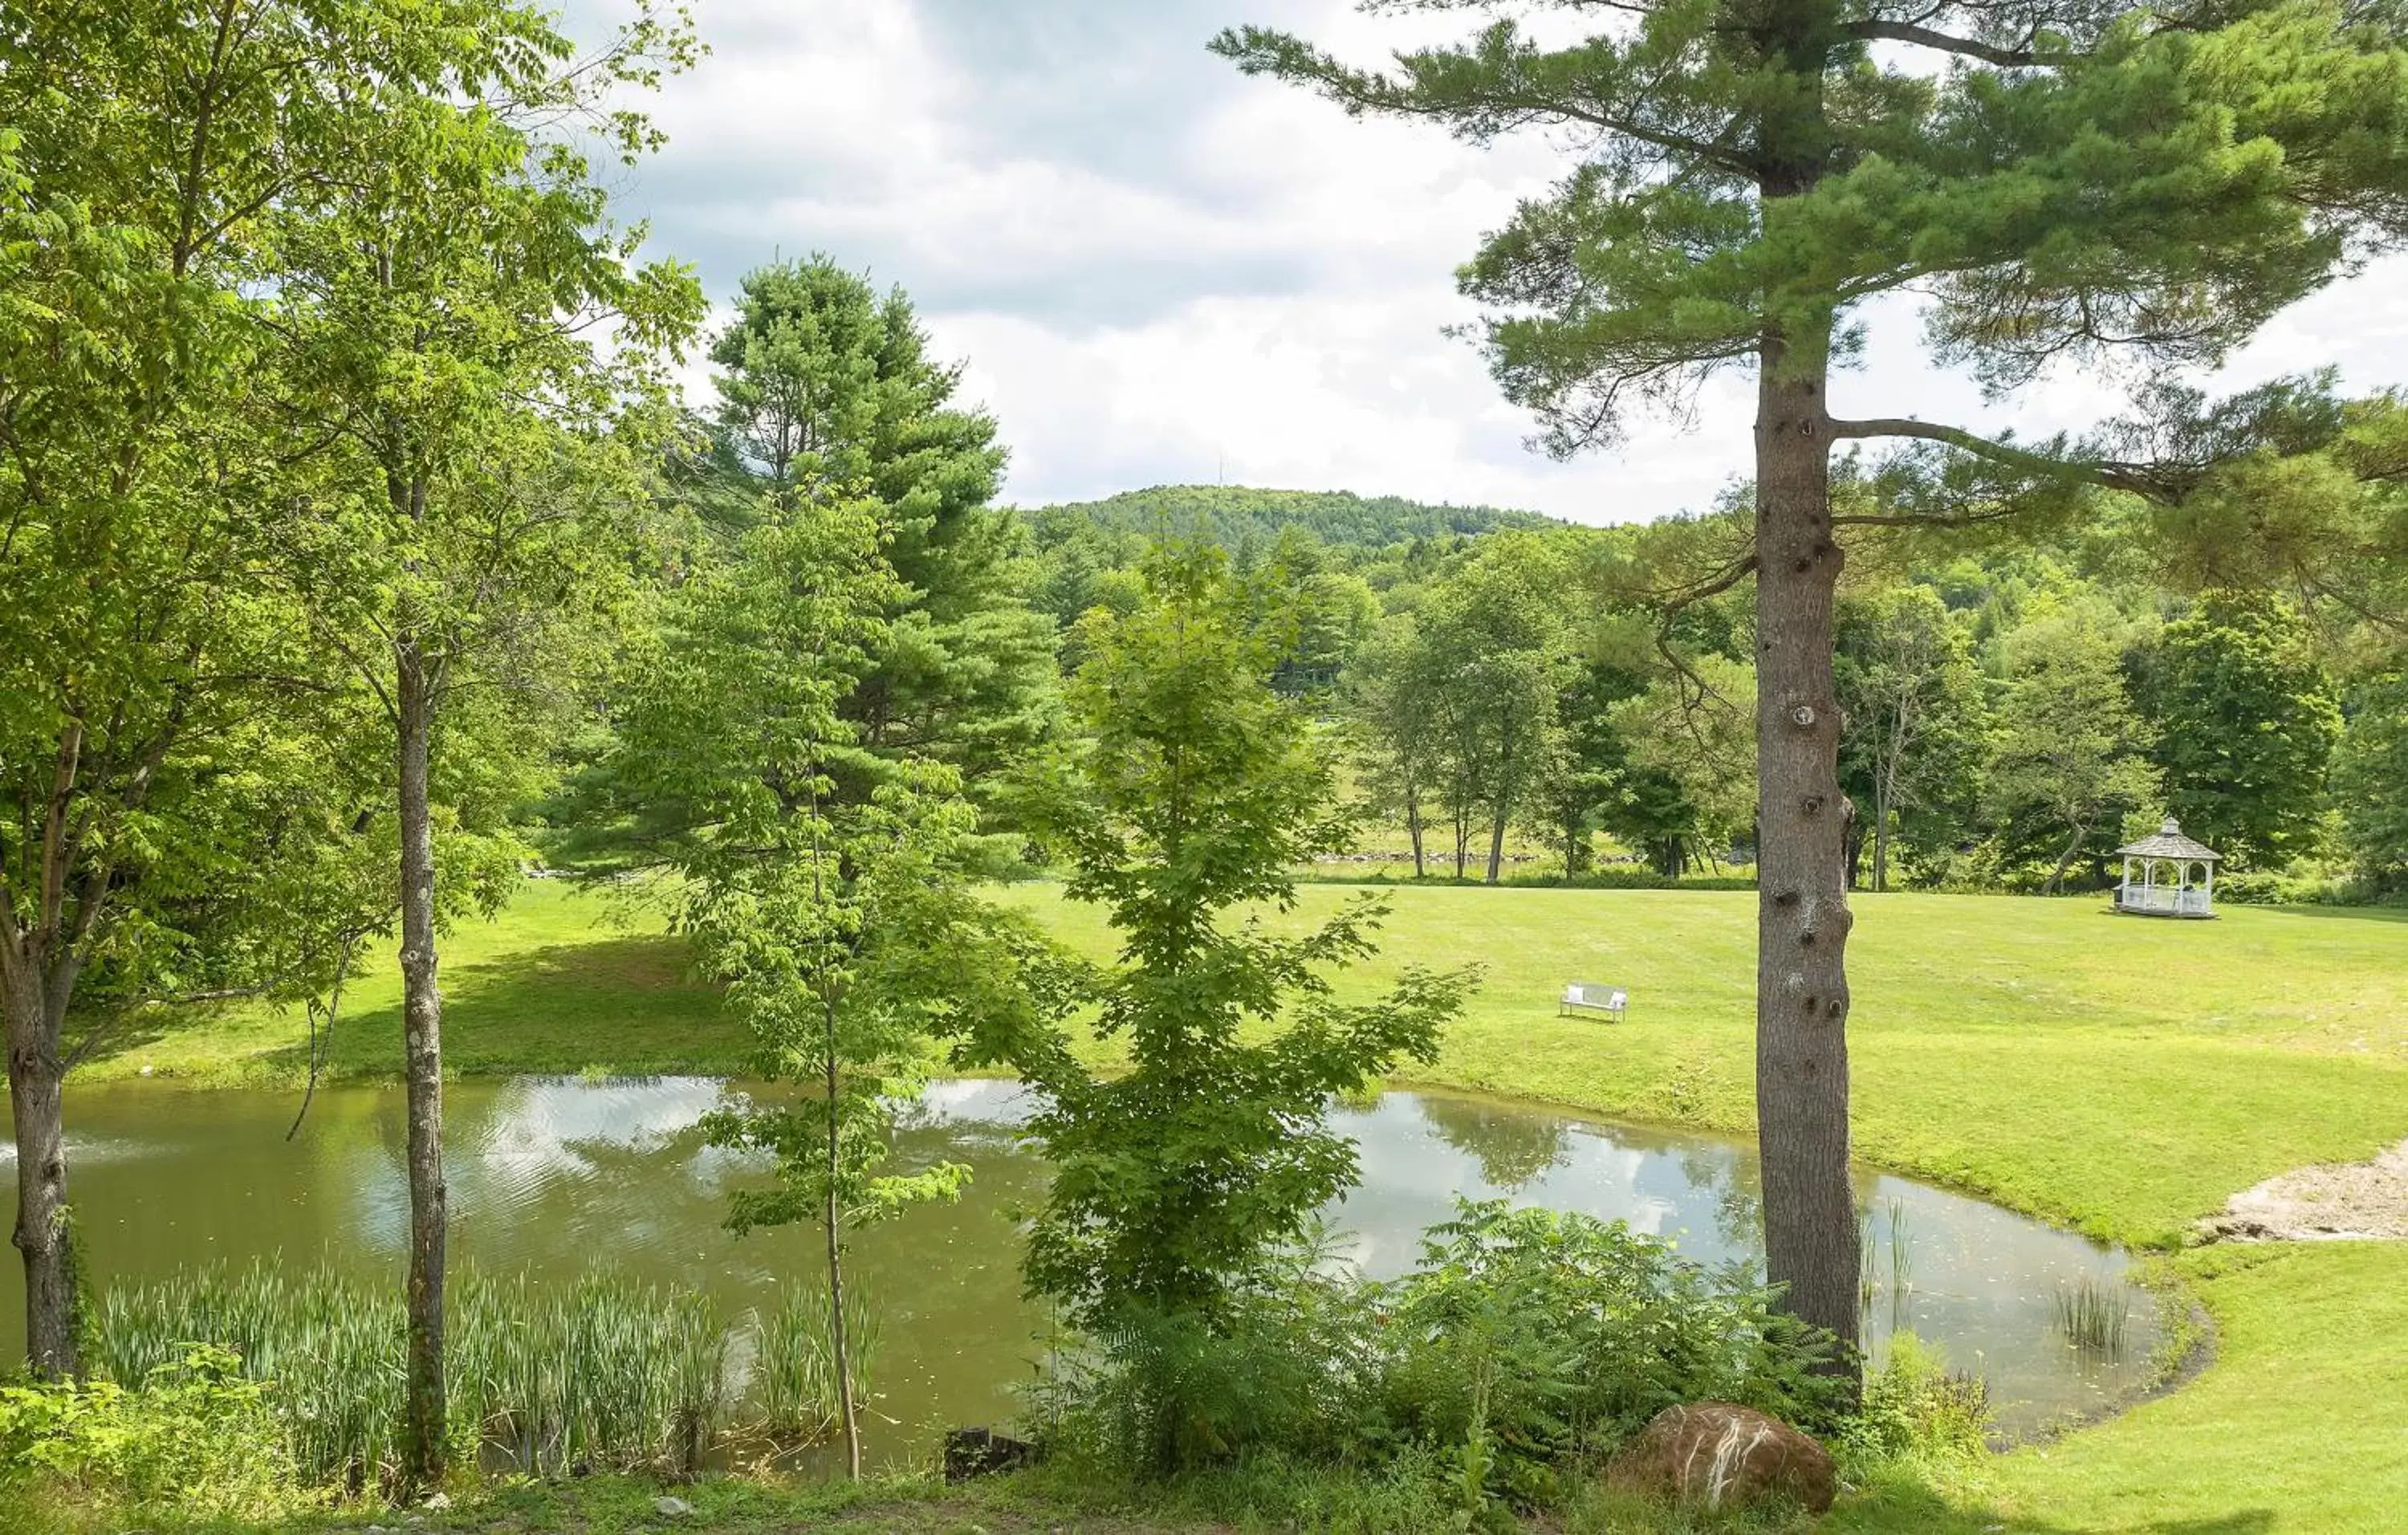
top-left (1832, 1241), bottom-right (2408, 1534)
top-left (87, 881), bottom-right (741, 1087)
top-left (999, 882), bottom-right (2408, 1253)
top-left (56, 876), bottom-right (2408, 1532)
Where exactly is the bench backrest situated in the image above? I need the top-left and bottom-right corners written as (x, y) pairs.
top-left (1564, 983), bottom-right (1628, 1009)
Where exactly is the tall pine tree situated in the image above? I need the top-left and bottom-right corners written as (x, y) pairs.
top-left (1219, 0), bottom-right (2408, 1363)
top-left (702, 258), bottom-right (1058, 805)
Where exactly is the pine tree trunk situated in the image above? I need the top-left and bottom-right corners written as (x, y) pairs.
top-left (397, 637), bottom-right (449, 1488)
top-left (824, 1008), bottom-right (860, 1480)
top-left (4, 959), bottom-right (76, 1378)
top-left (1751, 340), bottom-right (1861, 1372)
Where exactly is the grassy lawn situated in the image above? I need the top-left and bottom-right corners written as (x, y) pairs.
top-left (1833, 1240), bottom-right (2408, 1534)
top-left (1001, 881), bottom-right (2408, 1252)
top-left (58, 877), bottom-right (2408, 1532)
top-left (87, 882), bottom-right (740, 1087)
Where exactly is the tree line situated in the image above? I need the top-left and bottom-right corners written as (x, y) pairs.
top-left (1056, 507), bottom-right (2398, 901)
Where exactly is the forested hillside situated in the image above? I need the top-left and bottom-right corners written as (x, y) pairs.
top-left (1027, 483), bottom-right (1556, 548)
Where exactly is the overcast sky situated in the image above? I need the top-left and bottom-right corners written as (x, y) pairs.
top-left (592, 0), bottom-right (2408, 525)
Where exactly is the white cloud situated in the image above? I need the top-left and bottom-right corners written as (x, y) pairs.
top-left (588, 0), bottom-right (2408, 526)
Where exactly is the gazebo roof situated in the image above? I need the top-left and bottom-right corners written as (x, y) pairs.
top-left (2117, 817), bottom-right (2221, 861)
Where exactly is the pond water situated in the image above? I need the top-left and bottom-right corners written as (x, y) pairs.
top-left (2, 1077), bottom-right (2159, 1454)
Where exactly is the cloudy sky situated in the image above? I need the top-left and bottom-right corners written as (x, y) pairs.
top-left (590, 0), bottom-right (2408, 525)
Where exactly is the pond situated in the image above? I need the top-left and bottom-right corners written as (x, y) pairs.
top-left (2, 1077), bottom-right (2160, 1452)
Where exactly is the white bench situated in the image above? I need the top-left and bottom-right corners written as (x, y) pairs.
top-left (1560, 983), bottom-right (1628, 1022)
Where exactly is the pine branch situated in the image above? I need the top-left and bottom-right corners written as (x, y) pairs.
top-left (1843, 20), bottom-right (2064, 66)
top-left (1828, 417), bottom-right (2176, 499)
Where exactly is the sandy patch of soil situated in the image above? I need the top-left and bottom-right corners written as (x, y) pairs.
top-left (2199, 1138), bottom-right (2408, 1242)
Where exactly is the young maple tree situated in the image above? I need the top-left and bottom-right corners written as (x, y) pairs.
top-left (965, 547), bottom-right (1474, 1331)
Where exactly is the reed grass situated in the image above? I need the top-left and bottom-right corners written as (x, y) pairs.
top-left (749, 1283), bottom-right (881, 1441)
top-left (1857, 1197), bottom-right (1917, 1326)
top-left (88, 1262), bottom-right (777, 1492)
top-left (2051, 1276), bottom-right (2133, 1361)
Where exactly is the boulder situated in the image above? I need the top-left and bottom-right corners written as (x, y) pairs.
top-left (1606, 1402), bottom-right (1836, 1514)
top-left (943, 1426), bottom-right (1039, 1482)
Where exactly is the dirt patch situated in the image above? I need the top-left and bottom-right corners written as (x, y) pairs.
top-left (2199, 1138), bottom-right (2408, 1242)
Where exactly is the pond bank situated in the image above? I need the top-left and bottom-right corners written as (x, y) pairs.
top-left (2, 1077), bottom-right (2169, 1444)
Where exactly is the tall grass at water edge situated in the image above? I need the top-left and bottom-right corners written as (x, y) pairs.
top-left (87, 1263), bottom-right (855, 1492)
top-left (750, 1284), bottom-right (880, 1442)
top-left (2051, 1276), bottom-right (2133, 1362)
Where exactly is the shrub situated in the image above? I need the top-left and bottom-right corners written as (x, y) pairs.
top-left (1032, 1199), bottom-right (1841, 1517)
top-left (1839, 1333), bottom-right (1992, 1465)
top-left (1035, 1226), bottom-right (1388, 1476)
top-left (1373, 1203), bottom-right (1844, 1503)
top-left (0, 1348), bottom-right (306, 1521)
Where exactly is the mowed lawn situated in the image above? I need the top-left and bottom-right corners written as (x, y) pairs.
top-left (1003, 881), bottom-right (2408, 1252)
top-left (74, 877), bottom-right (2408, 1533)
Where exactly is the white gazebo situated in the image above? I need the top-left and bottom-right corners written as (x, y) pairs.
top-left (2113, 818), bottom-right (2221, 918)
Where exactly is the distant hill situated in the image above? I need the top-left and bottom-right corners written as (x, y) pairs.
top-left (1022, 485), bottom-right (1560, 552)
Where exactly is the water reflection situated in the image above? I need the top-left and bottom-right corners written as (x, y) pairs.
top-left (2, 1077), bottom-right (2155, 1450)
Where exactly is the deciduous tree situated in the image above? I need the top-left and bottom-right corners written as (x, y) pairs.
top-left (2138, 589), bottom-right (2341, 867)
top-left (1837, 586), bottom-right (1986, 890)
top-left (1986, 607), bottom-right (2161, 892)
top-left (0, 0), bottom-right (459, 1378)
top-left (962, 547), bottom-right (1472, 1331)
top-left (263, 2), bottom-right (704, 1482)
top-left (606, 493), bottom-right (1020, 1479)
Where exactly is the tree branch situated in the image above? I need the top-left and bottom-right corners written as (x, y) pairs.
top-left (1828, 417), bottom-right (2174, 499)
top-left (1843, 20), bottom-right (2064, 67)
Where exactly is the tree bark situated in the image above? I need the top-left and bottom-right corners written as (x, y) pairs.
top-left (2046, 820), bottom-right (2089, 895)
top-left (1872, 774), bottom-right (1892, 893)
top-left (1485, 735), bottom-right (1513, 884)
top-left (1751, 336), bottom-right (1861, 1370)
top-left (397, 637), bottom-right (448, 1488)
top-left (824, 1007), bottom-right (861, 1480)
top-left (4, 958), bottom-right (76, 1378)
top-left (1405, 783), bottom-right (1425, 878)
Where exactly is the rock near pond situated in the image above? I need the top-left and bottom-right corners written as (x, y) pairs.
top-left (1606, 1403), bottom-right (1836, 1514)
top-left (944, 1426), bottom-right (1039, 1483)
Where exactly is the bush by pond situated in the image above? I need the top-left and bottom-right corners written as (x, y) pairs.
top-left (1, 1208), bottom-right (2007, 1531)
top-left (1, 1349), bottom-right (300, 1522)
top-left (1033, 1199), bottom-right (1855, 1524)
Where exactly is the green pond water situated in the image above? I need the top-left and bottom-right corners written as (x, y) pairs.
top-left (3, 1077), bottom-right (2160, 1458)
